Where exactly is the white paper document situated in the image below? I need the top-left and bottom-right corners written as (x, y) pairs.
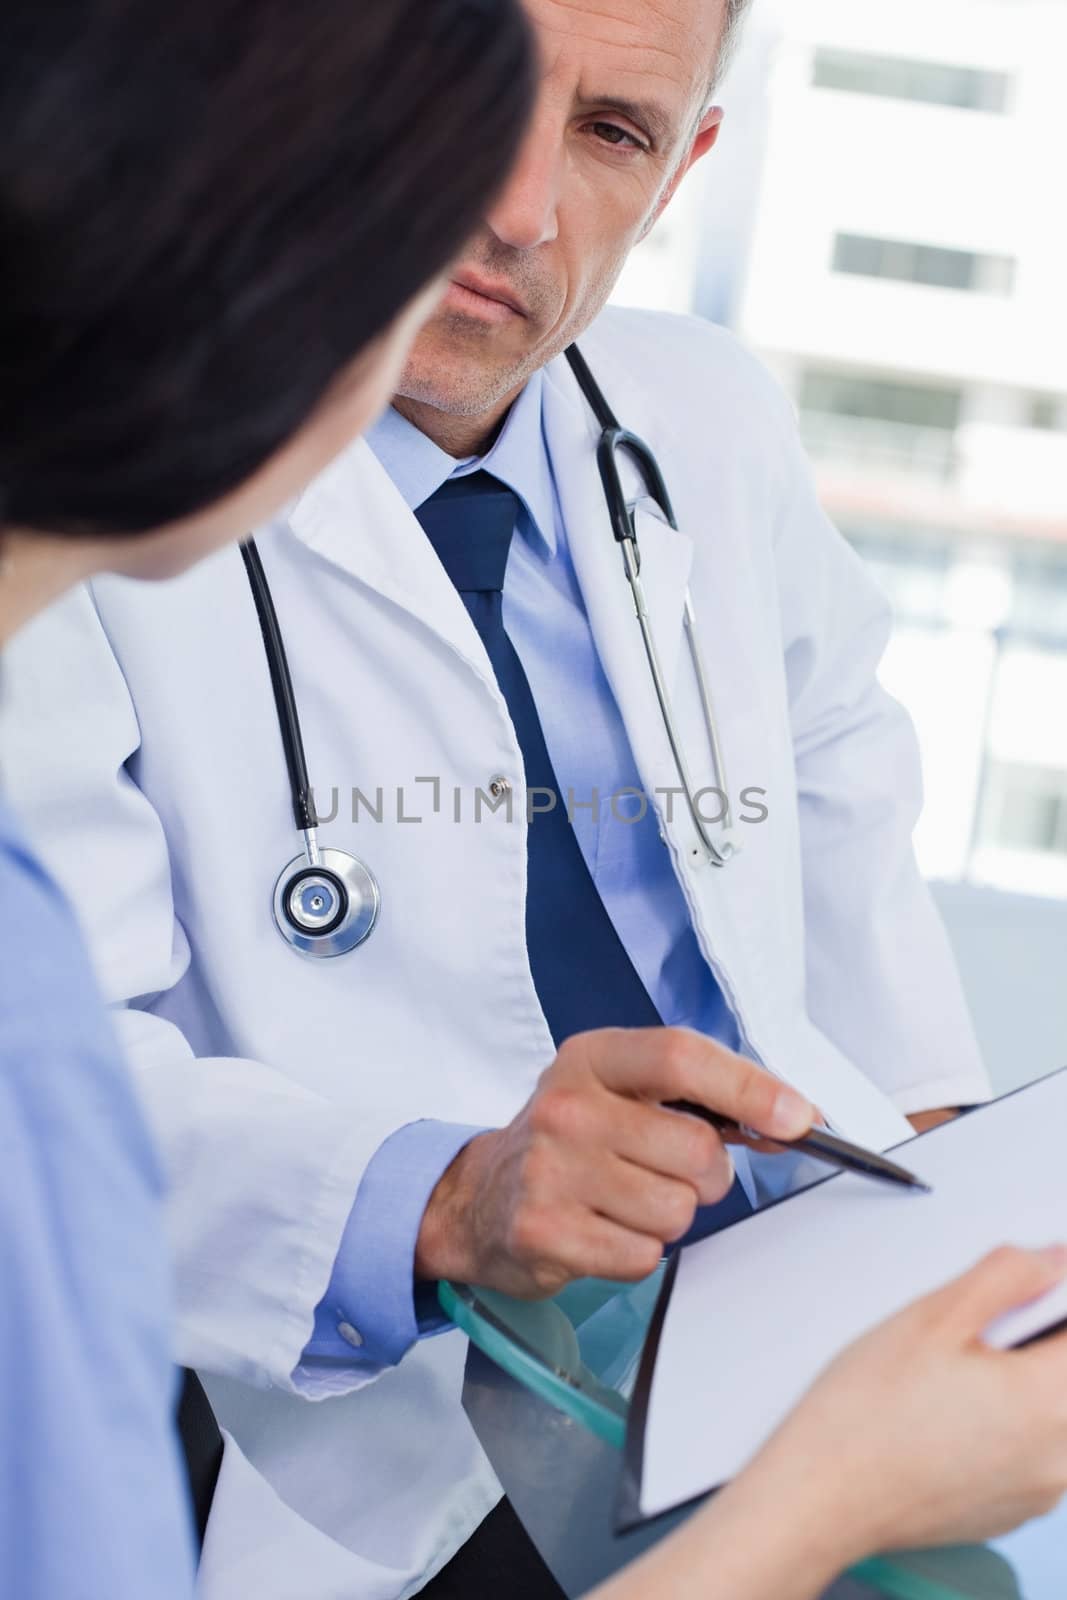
top-left (638, 1069), bottom-right (1067, 1521)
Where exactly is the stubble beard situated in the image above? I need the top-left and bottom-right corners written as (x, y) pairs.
top-left (396, 312), bottom-right (551, 420)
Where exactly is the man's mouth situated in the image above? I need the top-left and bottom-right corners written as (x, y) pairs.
top-left (443, 269), bottom-right (529, 325)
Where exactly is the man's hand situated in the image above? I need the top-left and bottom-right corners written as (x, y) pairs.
top-left (414, 1028), bottom-right (814, 1299)
top-left (908, 1107), bottom-right (960, 1135)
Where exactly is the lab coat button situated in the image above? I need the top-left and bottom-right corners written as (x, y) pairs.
top-left (488, 776), bottom-right (512, 800)
top-left (338, 1321), bottom-right (364, 1349)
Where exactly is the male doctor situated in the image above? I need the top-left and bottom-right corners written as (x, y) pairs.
top-left (1, 0), bottom-right (992, 1595)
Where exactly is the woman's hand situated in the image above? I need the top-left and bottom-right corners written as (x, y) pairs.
top-left (753, 1244), bottom-right (1067, 1563)
top-left (594, 1246), bottom-right (1067, 1600)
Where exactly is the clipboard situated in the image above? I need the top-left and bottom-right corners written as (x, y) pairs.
top-left (618, 1250), bottom-right (689, 1533)
top-left (617, 1067), bottom-right (1067, 1534)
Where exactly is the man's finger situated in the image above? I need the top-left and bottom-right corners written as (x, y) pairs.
top-left (592, 1155), bottom-right (704, 1243)
top-left (609, 1095), bottom-right (733, 1188)
top-left (665, 1103), bottom-right (783, 1158)
top-left (551, 1213), bottom-right (666, 1287)
top-left (589, 1027), bottom-right (814, 1142)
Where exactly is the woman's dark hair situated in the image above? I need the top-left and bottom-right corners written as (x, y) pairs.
top-left (0, 0), bottom-right (533, 535)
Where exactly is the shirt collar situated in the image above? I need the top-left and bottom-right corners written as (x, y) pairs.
top-left (366, 370), bottom-right (557, 559)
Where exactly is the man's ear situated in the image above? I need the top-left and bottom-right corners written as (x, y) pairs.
top-left (641, 106), bottom-right (724, 239)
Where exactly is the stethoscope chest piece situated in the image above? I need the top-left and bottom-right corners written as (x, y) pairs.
top-left (273, 848), bottom-right (381, 959)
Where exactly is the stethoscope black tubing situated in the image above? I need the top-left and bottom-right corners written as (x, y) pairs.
top-left (564, 342), bottom-right (621, 432)
top-left (564, 346), bottom-right (680, 543)
top-left (239, 540), bottom-right (319, 834)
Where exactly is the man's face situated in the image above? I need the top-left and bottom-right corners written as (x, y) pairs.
top-left (397, 0), bottom-right (727, 423)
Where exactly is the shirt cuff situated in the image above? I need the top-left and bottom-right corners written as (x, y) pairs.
top-left (302, 1119), bottom-right (487, 1368)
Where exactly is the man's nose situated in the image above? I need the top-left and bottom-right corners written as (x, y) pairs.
top-left (486, 124), bottom-right (561, 251)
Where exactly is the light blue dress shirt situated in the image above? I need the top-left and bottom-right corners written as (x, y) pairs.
top-left (304, 374), bottom-right (741, 1365)
top-left (0, 791), bottom-right (196, 1599)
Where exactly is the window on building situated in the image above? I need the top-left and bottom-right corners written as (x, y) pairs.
top-left (1029, 394), bottom-right (1063, 432)
top-left (812, 49), bottom-right (1011, 113)
top-left (978, 762), bottom-right (1067, 857)
top-left (832, 233), bottom-right (1016, 296)
top-left (1007, 550), bottom-right (1067, 641)
top-left (798, 371), bottom-right (964, 480)
top-left (800, 370), bottom-right (963, 431)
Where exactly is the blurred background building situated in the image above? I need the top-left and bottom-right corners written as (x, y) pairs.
top-left (613, 0), bottom-right (1067, 1088)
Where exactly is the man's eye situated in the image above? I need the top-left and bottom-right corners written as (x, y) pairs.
top-left (590, 121), bottom-right (644, 150)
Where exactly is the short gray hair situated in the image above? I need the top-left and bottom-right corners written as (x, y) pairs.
top-left (712, 0), bottom-right (752, 92)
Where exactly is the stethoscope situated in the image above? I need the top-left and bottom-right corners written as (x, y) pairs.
top-left (564, 345), bottom-right (739, 871)
top-left (242, 343), bottom-right (736, 960)
top-left (241, 541), bottom-right (381, 959)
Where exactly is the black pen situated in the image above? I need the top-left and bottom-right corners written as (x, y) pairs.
top-left (666, 1101), bottom-right (933, 1194)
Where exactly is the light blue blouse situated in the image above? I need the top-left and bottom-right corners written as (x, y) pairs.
top-left (0, 790), bottom-right (195, 1598)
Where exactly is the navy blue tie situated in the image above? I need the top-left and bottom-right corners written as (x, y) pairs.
top-left (416, 472), bottom-right (751, 1230)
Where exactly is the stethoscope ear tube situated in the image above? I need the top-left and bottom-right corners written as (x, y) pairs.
top-left (621, 542), bottom-right (737, 868)
top-left (565, 345), bottom-right (738, 869)
top-left (564, 343), bottom-right (619, 433)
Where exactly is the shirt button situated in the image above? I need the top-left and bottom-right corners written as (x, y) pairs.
top-left (338, 1321), bottom-right (365, 1349)
top-left (488, 776), bottom-right (512, 800)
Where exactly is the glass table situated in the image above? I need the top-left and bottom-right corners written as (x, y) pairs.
top-left (440, 1272), bottom-right (1065, 1600)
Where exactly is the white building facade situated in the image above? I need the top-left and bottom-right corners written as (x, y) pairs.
top-left (621, 0), bottom-right (1067, 896)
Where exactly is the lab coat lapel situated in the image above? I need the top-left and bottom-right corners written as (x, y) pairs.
top-left (541, 356), bottom-right (695, 800)
top-left (285, 434), bottom-right (500, 684)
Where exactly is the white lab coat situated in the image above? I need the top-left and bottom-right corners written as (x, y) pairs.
top-left (0, 310), bottom-right (989, 1599)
